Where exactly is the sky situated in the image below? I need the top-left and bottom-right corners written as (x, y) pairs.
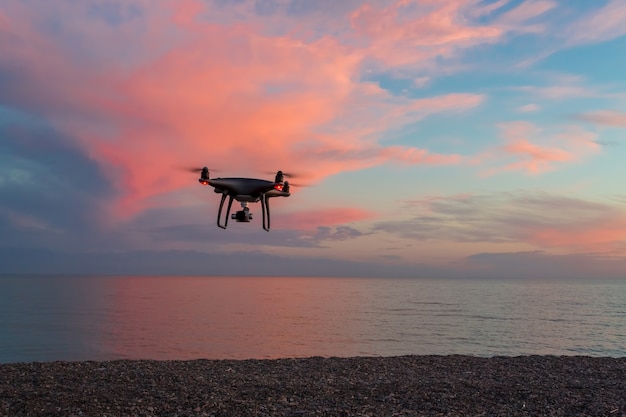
top-left (1, 0), bottom-right (626, 279)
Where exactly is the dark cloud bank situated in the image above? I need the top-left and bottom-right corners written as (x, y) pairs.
top-left (3, 246), bottom-right (626, 280)
top-left (0, 246), bottom-right (434, 278)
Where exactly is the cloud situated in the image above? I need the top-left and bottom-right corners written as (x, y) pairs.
top-left (116, 204), bottom-right (372, 251)
top-left (465, 250), bottom-right (626, 280)
top-left (4, 244), bottom-right (626, 279)
top-left (412, 76), bottom-right (431, 88)
top-left (508, 71), bottom-right (624, 102)
top-left (0, 0), bottom-right (492, 221)
top-left (349, 0), bottom-right (503, 68)
top-left (314, 225), bottom-right (365, 241)
top-left (279, 207), bottom-right (375, 230)
top-left (143, 222), bottom-right (369, 250)
top-left (469, 0), bottom-right (509, 18)
top-left (495, 0), bottom-right (626, 66)
top-left (565, 0), bottom-right (626, 45)
top-left (139, 222), bottom-right (322, 248)
top-left (481, 121), bottom-right (599, 175)
top-left (495, 0), bottom-right (557, 33)
top-left (516, 103), bottom-right (540, 113)
top-left (512, 84), bottom-right (603, 101)
top-left (375, 192), bottom-right (626, 253)
top-left (0, 116), bottom-right (115, 250)
top-left (575, 110), bottom-right (626, 128)
top-left (286, 225), bottom-right (369, 248)
top-left (0, 246), bottom-right (382, 276)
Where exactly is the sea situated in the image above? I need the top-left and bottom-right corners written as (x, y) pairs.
top-left (1, 275), bottom-right (625, 363)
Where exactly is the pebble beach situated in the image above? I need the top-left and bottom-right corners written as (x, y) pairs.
top-left (2, 355), bottom-right (625, 416)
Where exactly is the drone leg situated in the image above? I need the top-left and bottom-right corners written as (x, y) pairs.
top-left (217, 194), bottom-right (227, 229)
top-left (261, 194), bottom-right (271, 231)
top-left (217, 194), bottom-right (234, 229)
top-left (224, 195), bottom-right (234, 228)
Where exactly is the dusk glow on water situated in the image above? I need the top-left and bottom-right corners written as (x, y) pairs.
top-left (1, 276), bottom-right (625, 363)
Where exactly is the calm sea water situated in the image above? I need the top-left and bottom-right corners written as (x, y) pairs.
top-left (1, 276), bottom-right (625, 363)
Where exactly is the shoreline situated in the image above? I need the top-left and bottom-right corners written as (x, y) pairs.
top-left (2, 355), bottom-right (625, 416)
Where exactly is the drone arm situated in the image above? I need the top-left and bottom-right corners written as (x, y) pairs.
top-left (217, 193), bottom-right (235, 229)
top-left (261, 193), bottom-right (271, 232)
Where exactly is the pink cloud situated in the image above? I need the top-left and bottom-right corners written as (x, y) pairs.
top-left (565, 0), bottom-right (626, 44)
top-left (501, 139), bottom-right (571, 174)
top-left (576, 110), bottom-right (626, 128)
top-left (496, 0), bottom-right (556, 32)
top-left (350, 0), bottom-right (503, 67)
top-left (469, 0), bottom-right (509, 18)
top-left (509, 73), bottom-right (616, 101)
top-left (0, 10), bottom-right (8, 30)
top-left (513, 85), bottom-right (602, 100)
top-left (482, 122), bottom-right (599, 175)
top-left (520, 200), bottom-right (626, 252)
top-left (0, 0), bottom-right (492, 219)
top-left (517, 103), bottom-right (540, 113)
top-left (294, 143), bottom-right (461, 170)
top-left (527, 221), bottom-right (626, 250)
top-left (506, 198), bottom-right (626, 253)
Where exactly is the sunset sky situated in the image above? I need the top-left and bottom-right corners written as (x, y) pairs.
top-left (2, 0), bottom-right (626, 278)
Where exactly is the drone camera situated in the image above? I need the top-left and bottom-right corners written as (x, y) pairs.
top-left (232, 210), bottom-right (253, 222)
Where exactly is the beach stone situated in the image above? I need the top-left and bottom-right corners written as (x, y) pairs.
top-left (0, 355), bottom-right (625, 416)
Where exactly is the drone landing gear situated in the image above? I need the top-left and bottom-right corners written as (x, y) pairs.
top-left (260, 194), bottom-right (270, 232)
top-left (217, 194), bottom-right (235, 230)
top-left (216, 194), bottom-right (272, 231)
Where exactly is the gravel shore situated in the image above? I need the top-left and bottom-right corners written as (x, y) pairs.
top-left (1, 355), bottom-right (625, 416)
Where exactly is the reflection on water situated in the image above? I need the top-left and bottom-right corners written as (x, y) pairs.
top-left (100, 277), bottom-right (373, 360)
top-left (1, 276), bottom-right (625, 363)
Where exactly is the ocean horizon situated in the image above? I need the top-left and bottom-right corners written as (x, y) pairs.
top-left (1, 275), bottom-right (625, 363)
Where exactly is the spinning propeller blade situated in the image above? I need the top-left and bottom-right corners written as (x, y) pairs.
top-left (182, 167), bottom-right (218, 173)
top-left (264, 171), bottom-right (303, 180)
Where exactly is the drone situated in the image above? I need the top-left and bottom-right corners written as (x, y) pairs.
top-left (195, 167), bottom-right (291, 231)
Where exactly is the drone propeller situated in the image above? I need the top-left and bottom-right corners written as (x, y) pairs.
top-left (178, 166), bottom-right (218, 183)
top-left (264, 170), bottom-right (302, 178)
top-left (182, 167), bottom-right (218, 173)
top-left (265, 171), bottom-right (304, 186)
top-left (281, 172), bottom-right (300, 179)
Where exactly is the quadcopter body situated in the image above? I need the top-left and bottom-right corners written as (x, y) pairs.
top-left (197, 167), bottom-right (290, 231)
